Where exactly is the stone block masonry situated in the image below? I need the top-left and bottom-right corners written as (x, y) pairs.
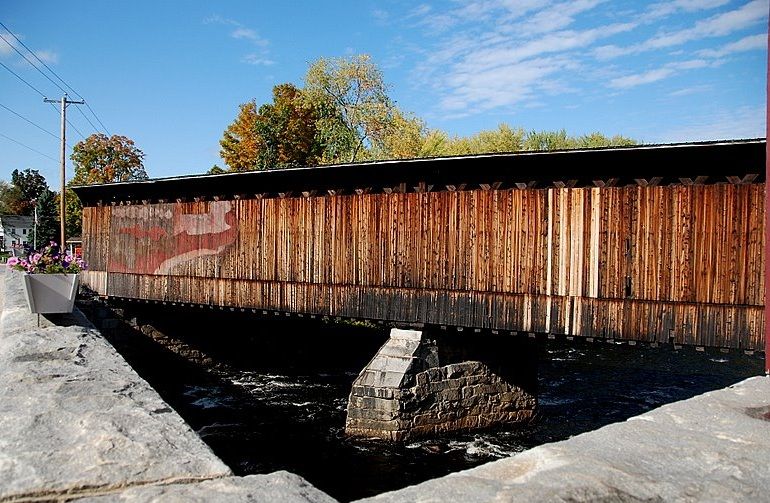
top-left (0, 269), bottom-right (336, 503)
top-left (357, 376), bottom-right (770, 502)
top-left (345, 328), bottom-right (537, 441)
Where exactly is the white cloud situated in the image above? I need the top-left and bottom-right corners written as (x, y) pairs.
top-left (206, 15), bottom-right (272, 65)
top-left (609, 59), bottom-right (717, 88)
top-left (668, 84), bottom-right (712, 96)
top-left (609, 59), bottom-right (722, 89)
top-left (516, 0), bottom-right (607, 36)
top-left (596, 0), bottom-right (769, 59)
top-left (372, 8), bottom-right (389, 23)
top-left (697, 33), bottom-right (766, 57)
top-left (655, 105), bottom-right (765, 141)
top-left (646, 0), bottom-right (731, 20)
top-left (34, 50), bottom-right (58, 64)
top-left (0, 33), bottom-right (17, 57)
top-left (610, 68), bottom-right (675, 88)
top-left (241, 54), bottom-right (274, 66)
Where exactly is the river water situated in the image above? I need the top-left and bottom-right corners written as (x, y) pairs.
top-left (104, 309), bottom-right (764, 502)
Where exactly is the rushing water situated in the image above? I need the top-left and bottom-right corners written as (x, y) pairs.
top-left (99, 306), bottom-right (764, 502)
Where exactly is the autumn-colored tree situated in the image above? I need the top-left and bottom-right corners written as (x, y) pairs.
top-left (71, 134), bottom-right (147, 184)
top-left (304, 54), bottom-right (396, 162)
top-left (67, 133), bottom-right (146, 238)
top-left (220, 101), bottom-right (260, 172)
top-left (220, 85), bottom-right (324, 171)
top-left (0, 180), bottom-right (23, 215)
top-left (256, 83), bottom-right (323, 169)
top-left (217, 54), bottom-right (638, 170)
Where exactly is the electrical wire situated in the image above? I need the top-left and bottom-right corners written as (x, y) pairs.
top-left (0, 60), bottom-right (46, 97)
top-left (0, 131), bottom-right (57, 163)
top-left (0, 102), bottom-right (59, 139)
top-left (0, 21), bottom-right (110, 135)
top-left (0, 30), bottom-right (68, 95)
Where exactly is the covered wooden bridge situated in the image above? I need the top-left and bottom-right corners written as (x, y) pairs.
top-left (72, 139), bottom-right (766, 351)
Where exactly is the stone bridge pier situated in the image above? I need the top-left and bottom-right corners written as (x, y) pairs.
top-left (345, 328), bottom-right (538, 441)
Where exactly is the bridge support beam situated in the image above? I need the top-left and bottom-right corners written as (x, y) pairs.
top-left (344, 328), bottom-right (537, 441)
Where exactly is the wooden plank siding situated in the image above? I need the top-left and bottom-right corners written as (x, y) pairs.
top-left (80, 183), bottom-right (765, 350)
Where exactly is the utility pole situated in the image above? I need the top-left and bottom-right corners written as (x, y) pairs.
top-left (44, 94), bottom-right (84, 250)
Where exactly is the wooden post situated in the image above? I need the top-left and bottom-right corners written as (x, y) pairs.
top-left (765, 18), bottom-right (769, 374)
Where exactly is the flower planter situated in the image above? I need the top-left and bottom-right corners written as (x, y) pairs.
top-left (22, 274), bottom-right (79, 314)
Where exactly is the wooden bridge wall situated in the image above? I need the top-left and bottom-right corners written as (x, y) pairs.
top-left (81, 183), bottom-right (765, 350)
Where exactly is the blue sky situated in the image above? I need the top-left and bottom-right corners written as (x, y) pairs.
top-left (0, 0), bottom-right (767, 184)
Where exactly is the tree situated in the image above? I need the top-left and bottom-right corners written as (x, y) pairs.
top-left (576, 132), bottom-right (636, 148)
top-left (371, 110), bottom-right (426, 160)
top-left (63, 189), bottom-right (82, 239)
top-left (71, 133), bottom-right (147, 185)
top-left (34, 188), bottom-right (58, 246)
top-left (9, 168), bottom-right (49, 215)
top-left (220, 101), bottom-right (260, 172)
top-left (304, 54), bottom-right (396, 162)
top-left (208, 164), bottom-right (226, 174)
top-left (257, 83), bottom-right (323, 169)
top-left (220, 84), bottom-right (324, 171)
top-left (0, 181), bottom-right (22, 215)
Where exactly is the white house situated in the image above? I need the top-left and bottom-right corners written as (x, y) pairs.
top-left (0, 215), bottom-right (34, 254)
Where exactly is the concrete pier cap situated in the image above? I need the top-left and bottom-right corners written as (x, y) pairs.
top-left (345, 326), bottom-right (538, 441)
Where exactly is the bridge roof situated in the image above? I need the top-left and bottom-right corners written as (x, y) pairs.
top-left (72, 138), bottom-right (766, 206)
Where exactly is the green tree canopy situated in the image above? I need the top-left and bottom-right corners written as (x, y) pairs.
top-left (34, 188), bottom-right (58, 247)
top-left (304, 54), bottom-right (396, 163)
top-left (71, 133), bottom-right (147, 185)
top-left (9, 168), bottom-right (49, 216)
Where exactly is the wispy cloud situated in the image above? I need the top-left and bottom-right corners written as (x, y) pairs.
top-left (412, 0), bottom-right (634, 116)
top-left (0, 33), bottom-right (18, 57)
top-left (206, 14), bottom-right (272, 65)
top-left (241, 54), bottom-right (274, 66)
top-left (697, 32), bottom-right (766, 57)
top-left (34, 50), bottom-right (58, 64)
top-left (668, 84), bottom-right (712, 96)
top-left (610, 59), bottom-right (715, 88)
top-left (645, 0), bottom-right (731, 21)
top-left (371, 8), bottom-right (389, 23)
top-left (610, 68), bottom-right (675, 89)
top-left (596, 0), bottom-right (768, 60)
top-left (0, 32), bottom-right (58, 66)
top-left (655, 105), bottom-right (765, 141)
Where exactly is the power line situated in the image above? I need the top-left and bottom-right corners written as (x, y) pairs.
top-left (0, 59), bottom-right (85, 143)
top-left (0, 131), bottom-right (57, 163)
top-left (75, 104), bottom-right (102, 135)
top-left (0, 102), bottom-right (59, 139)
top-left (0, 31), bottom-right (68, 95)
top-left (0, 21), bottom-right (110, 135)
top-left (44, 102), bottom-right (86, 140)
top-left (0, 60), bottom-right (46, 97)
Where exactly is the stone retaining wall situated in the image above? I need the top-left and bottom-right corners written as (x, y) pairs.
top-left (345, 329), bottom-right (536, 441)
top-left (0, 270), bottom-right (335, 503)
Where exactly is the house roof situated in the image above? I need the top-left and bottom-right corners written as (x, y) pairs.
top-left (0, 215), bottom-right (33, 229)
top-left (71, 138), bottom-right (766, 206)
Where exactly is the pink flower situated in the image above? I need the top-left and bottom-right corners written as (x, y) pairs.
top-left (6, 257), bottom-right (19, 267)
